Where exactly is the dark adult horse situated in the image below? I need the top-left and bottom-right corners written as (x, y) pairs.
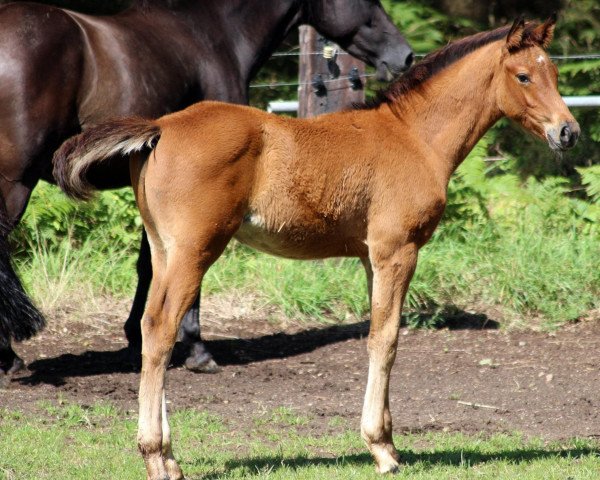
top-left (0, 0), bottom-right (413, 376)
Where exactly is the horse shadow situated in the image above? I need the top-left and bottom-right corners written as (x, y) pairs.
top-left (196, 445), bottom-right (598, 479)
top-left (17, 308), bottom-right (498, 387)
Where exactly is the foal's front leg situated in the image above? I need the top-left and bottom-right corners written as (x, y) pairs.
top-left (361, 243), bottom-right (418, 474)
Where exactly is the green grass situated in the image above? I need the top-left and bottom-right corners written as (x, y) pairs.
top-left (199, 222), bottom-right (599, 328)
top-left (0, 402), bottom-right (599, 479)
top-left (14, 233), bottom-right (137, 313)
top-left (12, 218), bottom-right (599, 329)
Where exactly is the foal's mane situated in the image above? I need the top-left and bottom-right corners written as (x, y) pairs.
top-left (359, 21), bottom-right (544, 109)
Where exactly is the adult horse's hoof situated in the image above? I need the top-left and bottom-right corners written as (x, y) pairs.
top-left (371, 443), bottom-right (401, 474)
top-left (0, 354), bottom-right (25, 376)
top-left (184, 354), bottom-right (220, 373)
top-left (6, 356), bottom-right (25, 375)
top-left (184, 342), bottom-right (220, 373)
top-left (376, 461), bottom-right (400, 475)
top-left (7, 357), bottom-right (25, 375)
top-left (0, 371), bottom-right (8, 389)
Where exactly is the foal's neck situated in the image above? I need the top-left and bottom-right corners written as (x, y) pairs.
top-left (391, 42), bottom-right (504, 186)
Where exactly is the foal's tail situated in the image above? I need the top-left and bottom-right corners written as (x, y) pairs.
top-left (53, 117), bottom-right (161, 201)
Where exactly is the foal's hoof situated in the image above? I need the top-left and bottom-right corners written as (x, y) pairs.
top-left (372, 444), bottom-right (401, 474)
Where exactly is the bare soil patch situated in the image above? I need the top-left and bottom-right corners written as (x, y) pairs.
top-left (2, 297), bottom-right (600, 441)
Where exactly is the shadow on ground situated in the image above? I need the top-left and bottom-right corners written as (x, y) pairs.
top-left (197, 446), bottom-right (598, 479)
top-left (16, 309), bottom-right (497, 386)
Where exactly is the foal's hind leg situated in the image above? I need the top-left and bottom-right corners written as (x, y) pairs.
top-left (361, 242), bottom-right (418, 474)
top-left (137, 219), bottom-right (238, 479)
top-left (160, 389), bottom-right (182, 480)
top-left (137, 245), bottom-right (202, 480)
top-left (124, 230), bottom-right (218, 373)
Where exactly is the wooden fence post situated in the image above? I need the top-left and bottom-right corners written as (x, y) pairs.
top-left (298, 26), bottom-right (366, 118)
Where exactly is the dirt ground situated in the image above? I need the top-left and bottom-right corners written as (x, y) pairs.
top-left (2, 297), bottom-right (600, 441)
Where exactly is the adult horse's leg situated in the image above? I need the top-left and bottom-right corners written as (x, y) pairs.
top-left (179, 292), bottom-right (219, 373)
top-left (0, 337), bottom-right (23, 375)
top-left (123, 230), bottom-right (151, 349)
top-left (0, 182), bottom-right (44, 375)
top-left (0, 2), bottom-right (87, 373)
top-left (124, 229), bottom-right (218, 372)
top-left (361, 242), bottom-right (418, 474)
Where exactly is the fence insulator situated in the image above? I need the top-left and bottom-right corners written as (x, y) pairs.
top-left (322, 44), bottom-right (337, 60)
top-left (349, 67), bottom-right (363, 90)
top-left (311, 74), bottom-right (327, 97)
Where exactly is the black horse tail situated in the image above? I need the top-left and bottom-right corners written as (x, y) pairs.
top-left (53, 117), bottom-right (161, 201)
top-left (0, 217), bottom-right (45, 342)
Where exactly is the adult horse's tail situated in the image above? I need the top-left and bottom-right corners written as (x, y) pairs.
top-left (0, 217), bottom-right (45, 343)
top-left (53, 117), bottom-right (161, 201)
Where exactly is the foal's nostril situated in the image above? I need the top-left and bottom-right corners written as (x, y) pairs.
top-left (560, 125), bottom-right (572, 147)
top-left (557, 122), bottom-right (580, 149)
top-left (404, 53), bottom-right (414, 69)
top-left (560, 125), bottom-right (570, 140)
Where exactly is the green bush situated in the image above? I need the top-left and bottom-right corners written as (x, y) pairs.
top-left (11, 183), bottom-right (141, 258)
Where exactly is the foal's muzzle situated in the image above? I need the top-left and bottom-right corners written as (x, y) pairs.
top-left (547, 121), bottom-right (581, 151)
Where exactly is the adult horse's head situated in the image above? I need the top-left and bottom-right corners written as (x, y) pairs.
top-left (497, 15), bottom-right (580, 151)
top-left (303, 0), bottom-right (414, 80)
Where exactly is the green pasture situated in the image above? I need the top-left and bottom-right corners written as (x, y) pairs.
top-left (1, 402), bottom-right (599, 480)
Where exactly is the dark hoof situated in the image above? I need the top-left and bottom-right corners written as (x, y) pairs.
top-left (183, 342), bottom-right (219, 373)
top-left (1, 355), bottom-right (25, 376)
top-left (7, 356), bottom-right (25, 375)
top-left (0, 371), bottom-right (8, 389)
top-left (184, 355), bottom-right (220, 373)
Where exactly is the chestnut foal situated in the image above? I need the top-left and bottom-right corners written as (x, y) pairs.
top-left (54, 16), bottom-right (578, 479)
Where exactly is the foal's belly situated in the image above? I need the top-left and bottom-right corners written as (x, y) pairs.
top-left (234, 212), bottom-right (365, 260)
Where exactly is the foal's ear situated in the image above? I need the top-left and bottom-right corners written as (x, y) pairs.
top-left (506, 16), bottom-right (526, 51)
top-left (532, 12), bottom-right (557, 49)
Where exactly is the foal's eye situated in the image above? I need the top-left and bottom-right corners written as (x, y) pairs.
top-left (516, 73), bottom-right (530, 84)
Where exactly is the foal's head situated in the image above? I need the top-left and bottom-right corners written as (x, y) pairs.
top-left (303, 0), bottom-right (414, 80)
top-left (496, 16), bottom-right (580, 151)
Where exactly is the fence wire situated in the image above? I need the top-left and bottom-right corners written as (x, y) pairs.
top-left (271, 51), bottom-right (600, 60)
